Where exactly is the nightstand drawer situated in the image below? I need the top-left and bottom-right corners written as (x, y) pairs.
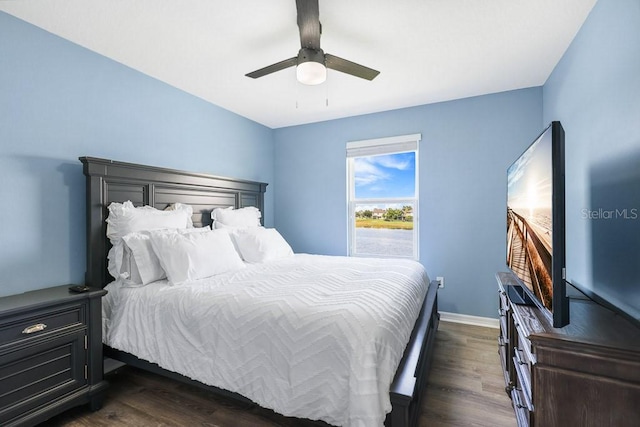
top-left (0, 302), bottom-right (85, 346)
top-left (0, 329), bottom-right (87, 424)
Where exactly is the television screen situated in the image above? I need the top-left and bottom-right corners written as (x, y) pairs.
top-left (506, 122), bottom-right (568, 327)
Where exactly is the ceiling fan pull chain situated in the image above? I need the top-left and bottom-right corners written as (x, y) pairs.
top-left (325, 73), bottom-right (329, 107)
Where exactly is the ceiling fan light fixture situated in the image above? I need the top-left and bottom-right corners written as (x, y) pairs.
top-left (296, 61), bottom-right (326, 85)
top-left (245, 1), bottom-right (379, 84)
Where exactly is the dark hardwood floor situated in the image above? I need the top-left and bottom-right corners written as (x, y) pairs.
top-left (47, 321), bottom-right (516, 426)
top-left (418, 321), bottom-right (516, 426)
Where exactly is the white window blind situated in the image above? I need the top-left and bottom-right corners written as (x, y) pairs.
top-left (346, 133), bottom-right (421, 158)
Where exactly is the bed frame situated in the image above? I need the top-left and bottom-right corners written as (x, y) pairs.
top-left (81, 156), bottom-right (439, 427)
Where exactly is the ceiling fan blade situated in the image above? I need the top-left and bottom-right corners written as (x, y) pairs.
top-left (296, 0), bottom-right (321, 50)
top-left (325, 54), bottom-right (380, 81)
top-left (245, 57), bottom-right (298, 79)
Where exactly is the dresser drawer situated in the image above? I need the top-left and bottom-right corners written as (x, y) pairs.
top-left (0, 301), bottom-right (86, 347)
top-left (0, 329), bottom-right (87, 425)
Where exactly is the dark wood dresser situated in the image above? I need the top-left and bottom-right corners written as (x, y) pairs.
top-left (497, 271), bottom-right (640, 427)
top-left (0, 285), bottom-right (107, 426)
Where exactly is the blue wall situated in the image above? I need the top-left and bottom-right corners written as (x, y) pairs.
top-left (543, 0), bottom-right (640, 321)
top-left (0, 12), bottom-right (274, 297)
top-left (273, 0), bottom-right (640, 320)
top-left (3, 0), bottom-right (635, 322)
top-left (274, 89), bottom-right (543, 318)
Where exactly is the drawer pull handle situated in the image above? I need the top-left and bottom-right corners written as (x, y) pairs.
top-left (22, 323), bottom-right (47, 334)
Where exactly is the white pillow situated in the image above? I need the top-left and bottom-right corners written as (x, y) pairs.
top-left (211, 206), bottom-right (261, 229)
top-left (120, 244), bottom-right (142, 284)
top-left (233, 228), bottom-right (293, 263)
top-left (122, 227), bottom-right (210, 285)
top-left (107, 201), bottom-right (193, 243)
top-left (149, 229), bottom-right (245, 285)
top-left (105, 201), bottom-right (193, 279)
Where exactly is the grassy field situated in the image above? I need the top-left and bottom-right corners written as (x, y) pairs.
top-left (356, 218), bottom-right (413, 230)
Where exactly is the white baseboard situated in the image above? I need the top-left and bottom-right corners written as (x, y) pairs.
top-left (439, 311), bottom-right (499, 329)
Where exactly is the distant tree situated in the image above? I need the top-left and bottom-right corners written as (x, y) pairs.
top-left (402, 205), bottom-right (413, 221)
top-left (384, 208), bottom-right (403, 221)
top-left (362, 210), bottom-right (373, 218)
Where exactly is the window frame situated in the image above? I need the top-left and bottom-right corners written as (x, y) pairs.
top-left (346, 134), bottom-right (421, 260)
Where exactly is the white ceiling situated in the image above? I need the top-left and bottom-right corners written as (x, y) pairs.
top-left (0, 0), bottom-right (597, 129)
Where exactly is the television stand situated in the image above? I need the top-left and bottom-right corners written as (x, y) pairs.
top-left (506, 284), bottom-right (536, 306)
top-left (497, 271), bottom-right (640, 427)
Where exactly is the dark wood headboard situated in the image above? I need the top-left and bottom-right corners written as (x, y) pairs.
top-left (81, 157), bottom-right (267, 288)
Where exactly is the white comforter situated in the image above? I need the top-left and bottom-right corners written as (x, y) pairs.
top-left (103, 254), bottom-right (429, 426)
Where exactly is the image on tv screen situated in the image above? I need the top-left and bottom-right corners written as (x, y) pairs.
top-left (507, 130), bottom-right (553, 310)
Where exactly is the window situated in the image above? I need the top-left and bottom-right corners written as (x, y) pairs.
top-left (347, 134), bottom-right (420, 259)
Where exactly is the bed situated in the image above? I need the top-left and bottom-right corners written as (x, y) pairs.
top-left (81, 156), bottom-right (439, 427)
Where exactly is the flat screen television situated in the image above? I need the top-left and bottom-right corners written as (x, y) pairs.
top-left (506, 121), bottom-right (569, 327)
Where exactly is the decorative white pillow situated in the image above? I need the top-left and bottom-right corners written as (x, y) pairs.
top-left (105, 201), bottom-right (193, 279)
top-left (233, 228), bottom-right (293, 263)
top-left (119, 244), bottom-right (142, 284)
top-left (107, 201), bottom-right (193, 243)
top-left (211, 206), bottom-right (261, 229)
top-left (149, 229), bottom-right (245, 285)
top-left (122, 227), bottom-right (210, 285)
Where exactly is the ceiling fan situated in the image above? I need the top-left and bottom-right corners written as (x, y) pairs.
top-left (245, 0), bottom-right (380, 85)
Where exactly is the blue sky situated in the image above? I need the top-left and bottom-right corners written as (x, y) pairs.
top-left (354, 152), bottom-right (416, 199)
top-left (507, 130), bottom-right (552, 213)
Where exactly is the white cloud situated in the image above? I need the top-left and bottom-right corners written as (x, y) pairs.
top-left (371, 154), bottom-right (411, 170)
top-left (354, 157), bottom-right (390, 186)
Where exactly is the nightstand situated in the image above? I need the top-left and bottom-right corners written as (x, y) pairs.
top-left (0, 285), bottom-right (108, 426)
